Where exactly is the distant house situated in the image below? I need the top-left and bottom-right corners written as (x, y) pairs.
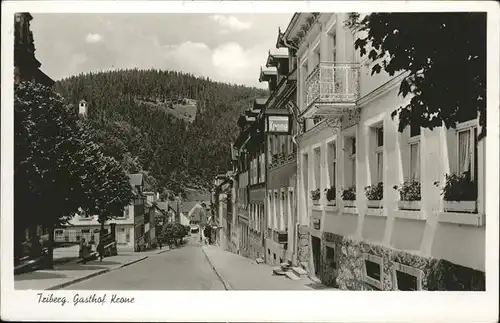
top-left (184, 201), bottom-right (210, 226)
top-left (54, 173), bottom-right (148, 251)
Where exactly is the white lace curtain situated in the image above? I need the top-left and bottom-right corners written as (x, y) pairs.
top-left (458, 130), bottom-right (471, 175)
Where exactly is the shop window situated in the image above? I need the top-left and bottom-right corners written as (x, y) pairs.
top-left (363, 254), bottom-right (383, 290)
top-left (396, 271), bottom-right (418, 291)
top-left (392, 262), bottom-right (423, 291)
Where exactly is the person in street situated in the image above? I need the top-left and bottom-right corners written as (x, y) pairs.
top-left (158, 240), bottom-right (162, 249)
top-left (97, 241), bottom-right (104, 262)
top-left (81, 238), bottom-right (90, 264)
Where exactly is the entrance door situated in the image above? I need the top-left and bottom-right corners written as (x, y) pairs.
top-left (311, 236), bottom-right (321, 277)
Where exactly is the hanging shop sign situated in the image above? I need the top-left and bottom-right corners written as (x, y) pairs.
top-left (265, 115), bottom-right (291, 134)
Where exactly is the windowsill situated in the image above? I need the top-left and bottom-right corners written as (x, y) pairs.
top-left (438, 212), bottom-right (485, 227)
top-left (325, 204), bottom-right (338, 212)
top-left (366, 200), bottom-right (384, 209)
top-left (312, 204), bottom-right (323, 211)
top-left (394, 209), bottom-right (427, 221)
top-left (397, 200), bottom-right (421, 211)
top-left (365, 207), bottom-right (385, 217)
top-left (443, 200), bottom-right (478, 214)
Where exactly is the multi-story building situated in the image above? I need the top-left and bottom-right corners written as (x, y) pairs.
top-left (14, 13), bottom-right (54, 86)
top-left (233, 108), bottom-right (257, 257)
top-left (280, 12), bottom-right (485, 290)
top-left (54, 173), bottom-right (148, 252)
top-left (258, 44), bottom-right (299, 267)
top-left (245, 99), bottom-right (268, 261)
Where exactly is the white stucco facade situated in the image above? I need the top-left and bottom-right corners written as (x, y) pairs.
top-left (292, 12), bottom-right (485, 284)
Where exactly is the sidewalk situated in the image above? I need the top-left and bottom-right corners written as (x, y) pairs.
top-left (202, 245), bottom-right (335, 290)
top-left (14, 247), bottom-right (170, 290)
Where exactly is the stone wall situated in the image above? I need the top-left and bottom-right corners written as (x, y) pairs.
top-left (320, 232), bottom-right (485, 291)
top-left (297, 225), bottom-right (310, 268)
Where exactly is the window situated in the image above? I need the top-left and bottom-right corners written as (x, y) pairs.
top-left (396, 271), bottom-right (418, 291)
top-left (268, 192), bottom-right (272, 228)
top-left (363, 254), bottom-right (383, 290)
top-left (410, 124), bottom-right (421, 138)
top-left (409, 142), bottom-right (420, 180)
top-left (259, 153), bottom-right (265, 183)
top-left (314, 147), bottom-right (321, 189)
top-left (328, 141), bottom-right (336, 188)
top-left (374, 127), bottom-right (384, 184)
top-left (457, 126), bottom-right (478, 181)
top-left (300, 59), bottom-right (309, 109)
top-left (377, 128), bottom-right (384, 147)
top-left (344, 136), bottom-right (356, 188)
top-left (365, 260), bottom-right (381, 281)
top-left (392, 262), bottom-right (423, 291)
top-left (55, 230), bottom-right (63, 237)
top-left (280, 191), bottom-right (285, 231)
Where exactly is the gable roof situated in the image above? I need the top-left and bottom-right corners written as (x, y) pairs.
top-left (180, 201), bottom-right (199, 214)
top-left (190, 206), bottom-right (208, 223)
top-left (157, 202), bottom-right (168, 211)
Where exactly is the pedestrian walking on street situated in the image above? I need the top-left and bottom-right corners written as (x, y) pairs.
top-left (97, 241), bottom-right (104, 262)
top-left (158, 240), bottom-right (162, 249)
top-left (81, 238), bottom-right (90, 264)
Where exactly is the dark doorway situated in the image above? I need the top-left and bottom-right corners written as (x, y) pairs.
top-left (311, 236), bottom-right (321, 277)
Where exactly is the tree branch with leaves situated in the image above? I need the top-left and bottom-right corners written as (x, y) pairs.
top-left (346, 12), bottom-right (486, 138)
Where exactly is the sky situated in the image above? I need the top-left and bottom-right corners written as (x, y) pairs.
top-left (31, 13), bottom-right (292, 89)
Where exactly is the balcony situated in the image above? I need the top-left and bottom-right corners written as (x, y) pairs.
top-left (303, 62), bottom-right (360, 119)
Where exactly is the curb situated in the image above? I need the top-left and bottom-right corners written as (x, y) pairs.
top-left (201, 246), bottom-right (233, 291)
top-left (46, 268), bottom-right (110, 290)
top-left (46, 256), bottom-right (149, 290)
top-left (156, 248), bottom-right (171, 255)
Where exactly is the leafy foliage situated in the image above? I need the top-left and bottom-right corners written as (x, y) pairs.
top-left (341, 187), bottom-right (356, 201)
top-left (14, 82), bottom-right (133, 264)
top-left (55, 69), bottom-right (267, 196)
top-left (441, 172), bottom-right (478, 201)
top-left (364, 182), bottom-right (384, 201)
top-left (348, 13), bottom-right (486, 138)
top-left (393, 180), bottom-right (421, 201)
top-left (160, 223), bottom-right (189, 242)
top-left (311, 188), bottom-right (321, 200)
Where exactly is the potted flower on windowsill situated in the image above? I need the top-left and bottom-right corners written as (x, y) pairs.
top-left (341, 187), bottom-right (356, 207)
top-left (311, 189), bottom-right (321, 204)
top-left (393, 180), bottom-right (421, 211)
top-left (439, 172), bottom-right (478, 213)
top-left (364, 182), bottom-right (383, 208)
top-left (324, 186), bottom-right (336, 206)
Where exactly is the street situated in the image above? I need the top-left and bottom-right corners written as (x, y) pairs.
top-left (65, 235), bottom-right (225, 290)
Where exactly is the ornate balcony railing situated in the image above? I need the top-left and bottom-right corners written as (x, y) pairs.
top-left (304, 62), bottom-right (360, 118)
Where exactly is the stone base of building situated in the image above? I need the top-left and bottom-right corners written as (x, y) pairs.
top-left (265, 239), bottom-right (286, 266)
top-left (317, 231), bottom-right (485, 291)
top-left (297, 225), bottom-right (310, 269)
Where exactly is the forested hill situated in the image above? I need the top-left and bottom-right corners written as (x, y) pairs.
top-left (55, 69), bottom-right (267, 197)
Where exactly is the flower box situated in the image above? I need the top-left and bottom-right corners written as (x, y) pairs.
top-left (443, 201), bottom-right (477, 213)
top-left (398, 200), bottom-right (421, 211)
top-left (367, 200), bottom-right (383, 209)
top-left (343, 200), bottom-right (356, 208)
top-left (312, 199), bottom-right (321, 205)
top-left (327, 200), bottom-right (337, 206)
